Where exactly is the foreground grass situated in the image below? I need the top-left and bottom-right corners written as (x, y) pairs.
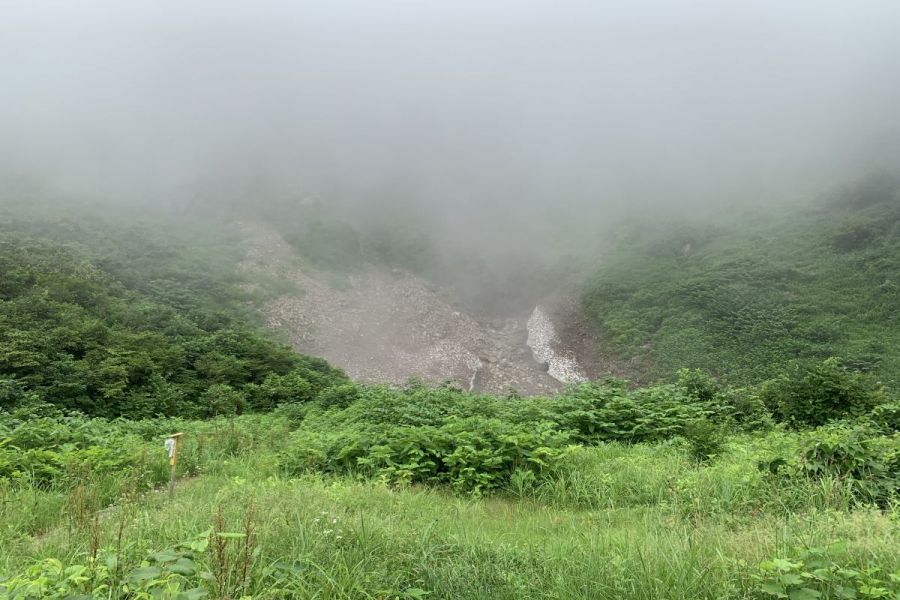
top-left (2, 440), bottom-right (897, 599)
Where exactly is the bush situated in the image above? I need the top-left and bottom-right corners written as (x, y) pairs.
top-left (316, 383), bottom-right (360, 410)
top-left (0, 536), bottom-right (215, 600)
top-left (0, 378), bottom-right (38, 412)
top-left (276, 386), bottom-right (580, 493)
top-left (558, 380), bottom-right (718, 443)
top-left (762, 423), bottom-right (899, 508)
top-left (276, 378), bottom-right (767, 494)
top-left (797, 425), bottom-right (898, 507)
top-left (754, 543), bottom-right (900, 599)
top-left (201, 384), bottom-right (246, 417)
top-left (676, 368), bottom-right (720, 403)
top-left (869, 402), bottom-right (900, 434)
top-left (720, 388), bottom-right (773, 430)
top-left (281, 416), bottom-right (570, 493)
top-left (0, 408), bottom-right (165, 488)
top-left (246, 372), bottom-right (315, 410)
top-left (759, 358), bottom-right (887, 428)
top-left (272, 401), bottom-right (311, 424)
top-left (682, 418), bottom-right (726, 462)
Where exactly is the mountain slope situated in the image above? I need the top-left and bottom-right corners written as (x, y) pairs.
top-left (0, 206), bottom-right (345, 417)
top-left (240, 221), bottom-right (608, 394)
top-left (584, 174), bottom-right (900, 384)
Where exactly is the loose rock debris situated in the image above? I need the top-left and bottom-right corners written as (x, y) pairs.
top-left (239, 221), bottom-right (600, 395)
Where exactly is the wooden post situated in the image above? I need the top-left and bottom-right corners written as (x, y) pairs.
top-left (165, 432), bottom-right (185, 500)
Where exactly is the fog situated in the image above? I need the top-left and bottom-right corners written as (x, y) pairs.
top-left (3, 0), bottom-right (900, 253)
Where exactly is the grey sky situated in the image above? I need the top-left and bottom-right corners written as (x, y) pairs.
top-left (2, 1), bottom-right (899, 229)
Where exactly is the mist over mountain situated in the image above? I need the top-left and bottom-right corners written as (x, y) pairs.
top-left (3, 1), bottom-right (900, 243)
top-left (4, 4), bottom-right (900, 594)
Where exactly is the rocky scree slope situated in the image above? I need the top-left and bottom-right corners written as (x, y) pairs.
top-left (239, 222), bottom-right (607, 394)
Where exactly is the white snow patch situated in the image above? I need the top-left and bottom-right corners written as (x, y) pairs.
top-left (526, 306), bottom-right (588, 384)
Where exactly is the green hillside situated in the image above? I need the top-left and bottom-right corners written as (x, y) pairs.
top-left (0, 204), bottom-right (346, 418)
top-left (584, 174), bottom-right (900, 385)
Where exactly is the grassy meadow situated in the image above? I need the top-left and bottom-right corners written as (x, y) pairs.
top-left (2, 378), bottom-right (898, 599)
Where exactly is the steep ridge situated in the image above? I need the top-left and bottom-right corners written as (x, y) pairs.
top-left (239, 221), bottom-right (605, 394)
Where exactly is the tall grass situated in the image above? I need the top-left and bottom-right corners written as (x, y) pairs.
top-left (2, 425), bottom-right (897, 599)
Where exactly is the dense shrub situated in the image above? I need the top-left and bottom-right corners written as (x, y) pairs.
top-left (316, 383), bottom-right (361, 410)
top-left (244, 372), bottom-right (314, 411)
top-left (0, 404), bottom-right (161, 487)
top-left (673, 369), bottom-right (775, 430)
top-left (277, 378), bottom-right (762, 493)
top-left (759, 358), bottom-right (887, 428)
top-left (0, 407), bottom-right (291, 489)
top-left (797, 425), bottom-right (898, 507)
top-left (0, 378), bottom-right (38, 411)
top-left (556, 380), bottom-right (720, 443)
top-left (281, 415), bottom-right (570, 493)
top-left (675, 368), bottom-right (720, 403)
top-left (0, 534), bottom-right (216, 600)
top-left (0, 225), bottom-right (346, 418)
top-left (754, 544), bottom-right (900, 599)
top-left (682, 418), bottom-right (726, 462)
top-left (762, 423), bottom-right (898, 508)
top-left (200, 384), bottom-right (247, 417)
top-left (869, 402), bottom-right (900, 434)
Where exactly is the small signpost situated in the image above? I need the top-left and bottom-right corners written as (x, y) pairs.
top-left (165, 432), bottom-right (185, 500)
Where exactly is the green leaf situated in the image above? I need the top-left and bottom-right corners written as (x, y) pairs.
top-left (833, 585), bottom-right (858, 599)
top-left (168, 558), bottom-right (196, 576)
top-left (761, 581), bottom-right (788, 597)
top-left (63, 565), bottom-right (87, 578)
top-left (175, 588), bottom-right (209, 600)
top-left (789, 589), bottom-right (821, 600)
top-left (127, 566), bottom-right (162, 583)
top-left (189, 537), bottom-right (210, 553)
top-left (149, 551), bottom-right (181, 563)
top-left (773, 558), bottom-right (801, 571)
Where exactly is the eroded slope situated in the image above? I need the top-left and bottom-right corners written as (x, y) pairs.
top-left (240, 221), bottom-right (608, 394)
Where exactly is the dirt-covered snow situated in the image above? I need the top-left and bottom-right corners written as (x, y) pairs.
top-left (526, 306), bottom-right (588, 384)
